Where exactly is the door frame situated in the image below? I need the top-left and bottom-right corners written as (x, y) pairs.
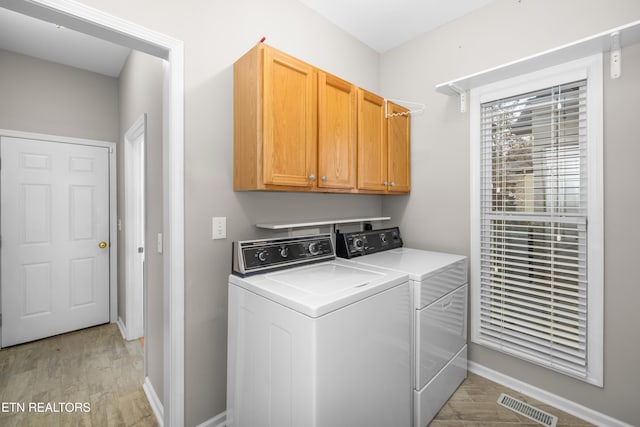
top-left (0, 128), bottom-right (118, 324)
top-left (1, 1), bottom-right (185, 426)
top-left (124, 114), bottom-right (146, 341)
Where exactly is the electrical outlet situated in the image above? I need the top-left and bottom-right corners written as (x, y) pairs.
top-left (212, 217), bottom-right (227, 240)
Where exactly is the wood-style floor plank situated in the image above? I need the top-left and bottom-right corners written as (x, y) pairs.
top-left (429, 372), bottom-right (596, 427)
top-left (1, 324), bottom-right (595, 426)
top-left (0, 324), bottom-right (156, 426)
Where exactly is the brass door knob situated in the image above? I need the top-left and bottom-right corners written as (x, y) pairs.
top-left (98, 241), bottom-right (108, 249)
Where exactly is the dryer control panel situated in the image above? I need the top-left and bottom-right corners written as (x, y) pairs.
top-left (335, 227), bottom-right (403, 258)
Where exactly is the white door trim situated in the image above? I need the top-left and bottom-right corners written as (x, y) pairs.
top-left (0, 128), bottom-right (118, 324)
top-left (124, 114), bottom-right (146, 341)
top-left (1, 2), bottom-right (186, 426)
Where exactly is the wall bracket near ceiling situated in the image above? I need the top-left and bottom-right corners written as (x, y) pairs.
top-left (385, 99), bottom-right (425, 118)
top-left (444, 85), bottom-right (467, 113)
top-left (610, 31), bottom-right (621, 79)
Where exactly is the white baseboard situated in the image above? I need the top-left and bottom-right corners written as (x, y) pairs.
top-left (116, 317), bottom-right (127, 339)
top-left (195, 411), bottom-right (226, 427)
top-left (468, 361), bottom-right (633, 427)
top-left (194, 364), bottom-right (633, 427)
top-left (143, 376), bottom-right (164, 427)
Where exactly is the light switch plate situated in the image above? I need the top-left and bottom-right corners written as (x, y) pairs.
top-left (212, 217), bottom-right (227, 240)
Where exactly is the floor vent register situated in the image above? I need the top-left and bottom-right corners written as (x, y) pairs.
top-left (497, 393), bottom-right (558, 427)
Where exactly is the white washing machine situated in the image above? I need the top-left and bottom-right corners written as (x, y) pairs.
top-left (336, 227), bottom-right (468, 427)
top-left (227, 233), bottom-right (412, 427)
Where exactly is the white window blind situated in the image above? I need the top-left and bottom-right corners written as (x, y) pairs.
top-left (478, 79), bottom-right (592, 379)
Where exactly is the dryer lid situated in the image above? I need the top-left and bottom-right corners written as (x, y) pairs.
top-left (350, 248), bottom-right (466, 281)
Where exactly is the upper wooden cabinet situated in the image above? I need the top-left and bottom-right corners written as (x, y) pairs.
top-left (386, 101), bottom-right (411, 193)
top-left (234, 43), bottom-right (409, 194)
top-left (357, 89), bottom-right (387, 192)
top-left (234, 43), bottom-right (317, 191)
top-left (318, 72), bottom-right (357, 190)
top-left (357, 91), bottom-right (411, 194)
top-left (262, 46), bottom-right (318, 188)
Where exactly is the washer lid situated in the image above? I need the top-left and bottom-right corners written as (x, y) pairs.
top-left (350, 248), bottom-right (466, 281)
top-left (229, 260), bottom-right (408, 318)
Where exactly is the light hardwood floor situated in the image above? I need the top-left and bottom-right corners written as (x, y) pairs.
top-left (0, 323), bottom-right (157, 426)
top-left (1, 324), bottom-right (594, 427)
top-left (429, 372), bottom-right (595, 427)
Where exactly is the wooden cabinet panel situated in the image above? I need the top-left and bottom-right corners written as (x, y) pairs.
top-left (263, 47), bottom-right (317, 187)
top-left (318, 72), bottom-right (357, 190)
top-left (387, 101), bottom-right (411, 193)
top-left (234, 44), bottom-right (317, 191)
top-left (357, 89), bottom-right (387, 192)
top-left (233, 44), bottom-right (261, 191)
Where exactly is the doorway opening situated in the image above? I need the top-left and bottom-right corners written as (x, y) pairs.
top-left (0, 1), bottom-right (185, 425)
top-left (124, 114), bottom-right (146, 341)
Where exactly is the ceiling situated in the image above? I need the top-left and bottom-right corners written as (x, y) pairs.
top-left (0, 7), bottom-right (130, 78)
top-left (298, 0), bottom-right (496, 53)
top-left (0, 0), bottom-right (494, 77)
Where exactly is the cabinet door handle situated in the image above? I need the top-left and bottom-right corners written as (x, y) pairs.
top-left (309, 174), bottom-right (316, 181)
top-left (321, 175), bottom-right (328, 182)
top-left (390, 181), bottom-right (396, 187)
top-left (383, 181), bottom-right (388, 186)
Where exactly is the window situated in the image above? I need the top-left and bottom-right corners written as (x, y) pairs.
top-left (470, 55), bottom-right (603, 386)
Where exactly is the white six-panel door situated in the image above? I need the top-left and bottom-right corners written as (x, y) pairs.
top-left (1, 136), bottom-right (110, 347)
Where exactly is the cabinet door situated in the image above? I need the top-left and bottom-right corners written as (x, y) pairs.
top-left (357, 89), bottom-right (387, 192)
top-left (386, 101), bottom-right (411, 193)
top-left (263, 47), bottom-right (317, 187)
top-left (318, 72), bottom-right (357, 189)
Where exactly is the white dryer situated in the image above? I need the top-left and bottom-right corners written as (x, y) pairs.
top-left (227, 234), bottom-right (412, 427)
top-left (336, 227), bottom-right (468, 427)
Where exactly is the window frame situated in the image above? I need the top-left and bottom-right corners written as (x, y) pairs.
top-left (469, 54), bottom-right (603, 386)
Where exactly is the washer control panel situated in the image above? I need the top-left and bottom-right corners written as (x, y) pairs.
top-left (335, 227), bottom-right (403, 259)
top-left (232, 234), bottom-right (334, 276)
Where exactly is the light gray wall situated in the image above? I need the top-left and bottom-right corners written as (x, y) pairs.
top-left (0, 48), bottom-right (119, 141)
top-left (118, 50), bottom-right (164, 403)
top-left (26, 0), bottom-right (639, 424)
top-left (380, 0), bottom-right (640, 425)
top-left (73, 0), bottom-right (383, 425)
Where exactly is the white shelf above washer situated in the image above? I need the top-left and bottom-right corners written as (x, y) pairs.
top-left (436, 19), bottom-right (640, 96)
top-left (256, 216), bottom-right (391, 230)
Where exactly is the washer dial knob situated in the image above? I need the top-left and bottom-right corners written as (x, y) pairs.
top-left (308, 242), bottom-right (320, 255)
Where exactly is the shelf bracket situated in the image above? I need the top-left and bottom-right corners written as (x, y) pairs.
top-left (448, 84), bottom-right (467, 113)
top-left (610, 31), bottom-right (621, 79)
